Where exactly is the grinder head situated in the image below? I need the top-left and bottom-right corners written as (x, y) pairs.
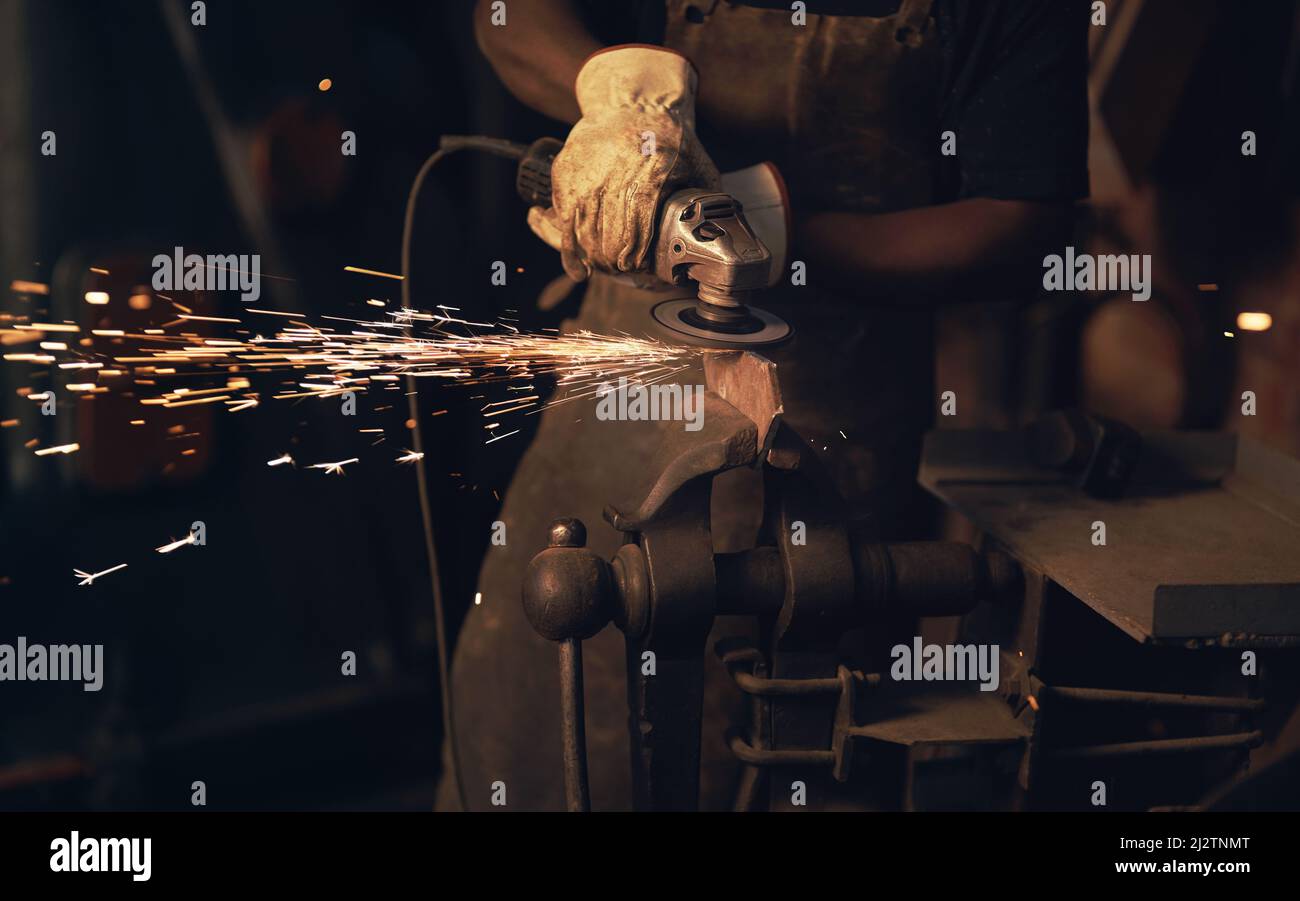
top-left (648, 188), bottom-right (792, 349)
top-left (650, 296), bottom-right (791, 349)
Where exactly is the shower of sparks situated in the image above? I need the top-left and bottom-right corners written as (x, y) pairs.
top-left (3, 302), bottom-right (700, 454)
top-left (308, 457), bottom-right (360, 475)
top-left (73, 563), bottom-right (128, 587)
top-left (156, 532), bottom-right (199, 554)
top-left (396, 450), bottom-right (424, 464)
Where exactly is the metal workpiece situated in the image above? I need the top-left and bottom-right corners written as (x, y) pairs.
top-left (702, 350), bottom-right (784, 458)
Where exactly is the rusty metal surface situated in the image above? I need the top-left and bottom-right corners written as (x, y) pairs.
top-left (604, 391), bottom-right (757, 532)
top-left (920, 429), bottom-right (1300, 643)
top-left (624, 510), bottom-right (715, 811)
top-left (702, 350), bottom-right (783, 456)
top-left (558, 639), bottom-right (590, 812)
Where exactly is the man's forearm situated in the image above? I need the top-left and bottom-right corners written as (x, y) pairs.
top-left (796, 199), bottom-right (1074, 299)
top-left (474, 0), bottom-right (600, 123)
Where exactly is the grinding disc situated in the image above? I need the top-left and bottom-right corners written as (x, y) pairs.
top-left (650, 298), bottom-right (793, 349)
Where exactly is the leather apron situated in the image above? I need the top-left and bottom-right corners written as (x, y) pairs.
top-left (438, 0), bottom-right (943, 812)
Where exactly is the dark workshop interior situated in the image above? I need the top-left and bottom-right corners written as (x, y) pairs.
top-left (1, 0), bottom-right (1299, 814)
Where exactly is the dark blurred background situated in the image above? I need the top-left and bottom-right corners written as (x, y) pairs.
top-left (0, 0), bottom-right (1298, 809)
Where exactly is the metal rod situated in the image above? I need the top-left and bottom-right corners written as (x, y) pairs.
top-left (1051, 730), bottom-right (1264, 760)
top-left (732, 669), bottom-right (880, 697)
top-left (732, 659), bottom-right (771, 812)
top-left (727, 730), bottom-right (836, 767)
top-left (1041, 685), bottom-right (1265, 712)
top-left (558, 639), bottom-right (590, 812)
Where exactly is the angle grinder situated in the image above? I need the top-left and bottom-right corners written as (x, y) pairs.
top-left (513, 137), bottom-right (793, 349)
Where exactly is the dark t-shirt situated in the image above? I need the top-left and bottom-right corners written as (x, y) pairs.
top-left (580, 0), bottom-right (1090, 205)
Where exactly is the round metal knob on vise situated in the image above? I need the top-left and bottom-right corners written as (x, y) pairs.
top-left (522, 517), bottom-right (613, 641)
top-left (521, 517), bottom-right (617, 812)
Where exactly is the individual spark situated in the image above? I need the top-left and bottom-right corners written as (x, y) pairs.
top-left (73, 563), bottom-right (128, 587)
top-left (343, 265), bottom-right (403, 280)
top-left (267, 453), bottom-right (294, 467)
top-left (396, 450), bottom-right (424, 464)
top-left (15, 322), bottom-right (79, 332)
top-left (156, 532), bottom-right (198, 554)
top-left (10, 280), bottom-right (50, 295)
top-left (34, 443), bottom-right (80, 456)
top-left (308, 457), bottom-right (359, 475)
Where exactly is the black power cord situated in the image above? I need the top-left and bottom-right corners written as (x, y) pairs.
top-left (401, 136), bottom-right (528, 813)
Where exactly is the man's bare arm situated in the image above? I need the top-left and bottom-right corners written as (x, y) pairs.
top-left (474, 0), bottom-right (598, 123)
top-left (796, 199), bottom-right (1074, 299)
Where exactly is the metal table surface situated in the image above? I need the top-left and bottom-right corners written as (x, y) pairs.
top-left (919, 429), bottom-right (1300, 644)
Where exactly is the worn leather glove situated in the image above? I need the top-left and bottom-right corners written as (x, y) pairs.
top-left (528, 45), bottom-right (721, 282)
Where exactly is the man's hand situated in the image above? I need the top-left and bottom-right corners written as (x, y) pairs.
top-left (529, 46), bottom-right (721, 282)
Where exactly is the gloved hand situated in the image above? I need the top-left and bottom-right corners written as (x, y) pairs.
top-left (528, 45), bottom-right (721, 282)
